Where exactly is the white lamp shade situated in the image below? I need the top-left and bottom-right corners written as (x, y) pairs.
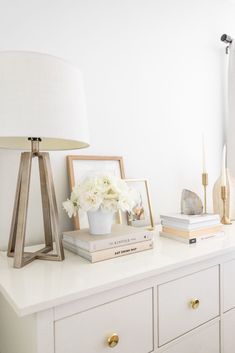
top-left (0, 51), bottom-right (90, 150)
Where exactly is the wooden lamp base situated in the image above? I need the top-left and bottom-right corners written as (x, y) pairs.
top-left (7, 139), bottom-right (64, 268)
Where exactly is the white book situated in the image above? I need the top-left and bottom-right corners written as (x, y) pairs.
top-left (159, 231), bottom-right (225, 244)
top-left (160, 213), bottom-right (220, 224)
top-left (63, 224), bottom-right (155, 252)
top-left (63, 239), bottom-right (154, 263)
top-left (161, 219), bottom-right (221, 231)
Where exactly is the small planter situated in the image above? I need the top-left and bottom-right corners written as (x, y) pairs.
top-left (87, 208), bottom-right (114, 235)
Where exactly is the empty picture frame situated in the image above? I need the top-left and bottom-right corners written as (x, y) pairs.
top-left (125, 179), bottom-right (155, 230)
top-left (67, 155), bottom-right (125, 230)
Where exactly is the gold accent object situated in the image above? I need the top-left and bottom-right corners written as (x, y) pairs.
top-left (190, 299), bottom-right (200, 310)
top-left (125, 178), bottom-right (155, 230)
top-left (221, 185), bottom-right (232, 225)
top-left (7, 139), bottom-right (65, 268)
top-left (107, 333), bottom-right (119, 348)
top-left (202, 173), bottom-right (208, 214)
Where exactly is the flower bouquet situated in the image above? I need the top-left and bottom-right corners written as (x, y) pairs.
top-left (63, 174), bottom-right (139, 234)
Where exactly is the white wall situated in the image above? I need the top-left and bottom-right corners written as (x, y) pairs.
top-left (0, 0), bottom-right (233, 249)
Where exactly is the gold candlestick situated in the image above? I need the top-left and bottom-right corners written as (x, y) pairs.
top-left (221, 185), bottom-right (232, 225)
top-left (202, 173), bottom-right (208, 214)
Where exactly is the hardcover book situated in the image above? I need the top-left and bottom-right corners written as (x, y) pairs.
top-left (63, 239), bottom-right (154, 262)
top-left (162, 225), bottom-right (223, 238)
top-left (63, 224), bottom-right (155, 252)
top-left (160, 213), bottom-right (220, 224)
top-left (160, 214), bottom-right (221, 231)
top-left (160, 231), bottom-right (224, 244)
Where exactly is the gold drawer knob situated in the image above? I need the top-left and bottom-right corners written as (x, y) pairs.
top-left (190, 299), bottom-right (200, 309)
top-left (107, 333), bottom-right (119, 348)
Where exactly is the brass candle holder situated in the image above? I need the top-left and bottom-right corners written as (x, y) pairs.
top-left (202, 173), bottom-right (208, 214)
top-left (221, 185), bottom-right (232, 225)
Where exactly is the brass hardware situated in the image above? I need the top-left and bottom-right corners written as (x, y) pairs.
top-left (202, 173), bottom-right (208, 214)
top-left (107, 333), bottom-right (119, 348)
top-left (221, 185), bottom-right (232, 225)
top-left (190, 299), bottom-right (200, 309)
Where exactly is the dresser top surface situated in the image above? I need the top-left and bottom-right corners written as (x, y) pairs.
top-left (1, 223), bottom-right (235, 317)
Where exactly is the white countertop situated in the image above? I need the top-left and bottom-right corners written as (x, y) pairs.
top-left (1, 224), bottom-right (235, 317)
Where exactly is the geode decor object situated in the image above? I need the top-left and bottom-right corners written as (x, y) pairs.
top-left (181, 189), bottom-right (203, 215)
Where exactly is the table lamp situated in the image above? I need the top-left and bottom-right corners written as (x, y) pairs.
top-left (0, 51), bottom-right (90, 268)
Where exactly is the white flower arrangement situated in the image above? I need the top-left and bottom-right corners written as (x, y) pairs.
top-left (63, 174), bottom-right (139, 217)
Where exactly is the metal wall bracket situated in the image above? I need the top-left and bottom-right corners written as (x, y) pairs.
top-left (7, 151), bottom-right (65, 268)
top-left (221, 34), bottom-right (233, 54)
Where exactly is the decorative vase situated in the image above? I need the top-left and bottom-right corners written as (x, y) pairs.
top-left (213, 168), bottom-right (235, 220)
top-left (87, 208), bottom-right (114, 235)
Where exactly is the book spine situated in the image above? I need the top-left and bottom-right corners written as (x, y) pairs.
top-left (63, 235), bottom-right (89, 251)
top-left (160, 231), bottom-right (224, 244)
top-left (162, 225), bottom-right (223, 238)
top-left (197, 232), bottom-right (224, 241)
top-left (159, 232), bottom-right (196, 244)
top-left (161, 219), bottom-right (220, 231)
top-left (90, 240), bottom-right (154, 262)
top-left (64, 232), bottom-right (154, 252)
top-left (160, 215), bottom-right (220, 224)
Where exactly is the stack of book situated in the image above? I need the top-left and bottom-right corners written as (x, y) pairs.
top-left (63, 224), bottom-right (154, 263)
top-left (160, 213), bottom-right (223, 244)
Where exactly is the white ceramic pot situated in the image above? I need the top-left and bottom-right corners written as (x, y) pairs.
top-left (87, 208), bottom-right (114, 235)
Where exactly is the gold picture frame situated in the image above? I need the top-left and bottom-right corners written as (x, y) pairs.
top-left (67, 155), bottom-right (125, 230)
top-left (124, 179), bottom-right (155, 230)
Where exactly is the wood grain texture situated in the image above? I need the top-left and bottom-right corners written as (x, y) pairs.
top-left (7, 151), bottom-right (64, 268)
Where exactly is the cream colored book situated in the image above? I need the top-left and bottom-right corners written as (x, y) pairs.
top-left (162, 225), bottom-right (223, 239)
top-left (63, 224), bottom-right (154, 252)
top-left (160, 231), bottom-right (225, 244)
top-left (63, 239), bottom-right (154, 263)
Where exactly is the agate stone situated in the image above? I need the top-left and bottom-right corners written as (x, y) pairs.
top-left (181, 189), bottom-right (203, 215)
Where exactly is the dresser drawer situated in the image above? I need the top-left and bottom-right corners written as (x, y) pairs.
top-left (158, 266), bottom-right (219, 346)
top-left (160, 321), bottom-right (220, 353)
top-left (55, 289), bottom-right (153, 353)
top-left (223, 259), bottom-right (235, 312)
top-left (224, 307), bottom-right (235, 353)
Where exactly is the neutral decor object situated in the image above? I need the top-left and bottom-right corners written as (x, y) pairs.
top-left (63, 224), bottom-right (155, 262)
top-left (213, 170), bottom-right (235, 220)
top-left (217, 37), bottom-right (235, 220)
top-left (221, 185), bottom-right (232, 225)
top-left (63, 238), bottom-right (153, 262)
top-left (202, 173), bottom-right (208, 213)
top-left (220, 149), bottom-right (232, 225)
top-left (63, 174), bottom-right (139, 235)
top-left (124, 179), bottom-right (155, 229)
top-left (226, 37), bottom-right (235, 178)
top-left (87, 209), bottom-right (115, 235)
top-left (202, 134), bottom-right (208, 213)
top-left (63, 224), bottom-right (154, 252)
top-left (160, 213), bottom-right (223, 244)
top-left (181, 189), bottom-right (203, 215)
top-left (67, 155), bottom-right (125, 229)
top-left (213, 145), bottom-right (235, 221)
top-left (0, 51), bottom-right (89, 268)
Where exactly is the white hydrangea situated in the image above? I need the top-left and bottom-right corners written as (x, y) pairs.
top-left (79, 191), bottom-right (103, 212)
top-left (62, 199), bottom-right (77, 218)
top-left (63, 174), bottom-right (140, 217)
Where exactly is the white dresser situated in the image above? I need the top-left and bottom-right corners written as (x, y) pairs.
top-left (1, 224), bottom-right (235, 353)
